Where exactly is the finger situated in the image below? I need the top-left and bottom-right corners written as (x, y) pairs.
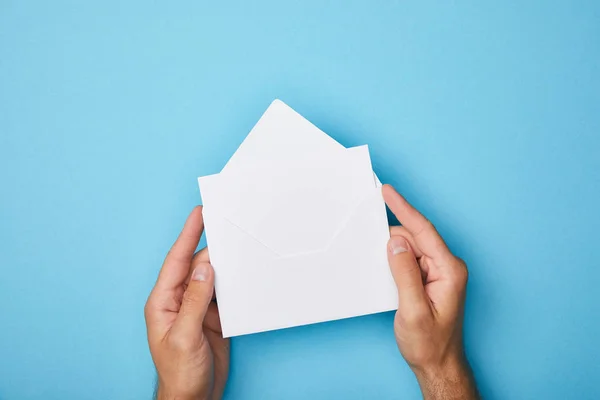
top-left (183, 247), bottom-right (210, 285)
top-left (156, 206), bottom-right (204, 292)
top-left (172, 262), bottom-right (214, 340)
top-left (388, 236), bottom-right (430, 314)
top-left (383, 185), bottom-right (452, 262)
top-left (389, 226), bottom-right (423, 259)
top-left (145, 207), bottom-right (205, 338)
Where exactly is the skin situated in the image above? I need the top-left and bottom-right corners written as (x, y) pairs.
top-left (145, 206), bottom-right (229, 400)
top-left (382, 184), bottom-right (479, 400)
top-left (145, 185), bottom-right (478, 400)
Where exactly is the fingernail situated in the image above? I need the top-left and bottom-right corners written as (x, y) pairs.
top-left (390, 237), bottom-right (409, 255)
top-left (192, 264), bottom-right (209, 282)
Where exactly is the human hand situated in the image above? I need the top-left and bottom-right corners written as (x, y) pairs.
top-left (145, 206), bottom-right (229, 400)
top-left (383, 185), bottom-right (479, 400)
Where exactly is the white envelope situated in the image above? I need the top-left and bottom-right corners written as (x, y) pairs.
top-left (198, 100), bottom-right (397, 337)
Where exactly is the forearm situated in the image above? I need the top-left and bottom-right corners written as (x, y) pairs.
top-left (414, 357), bottom-right (479, 400)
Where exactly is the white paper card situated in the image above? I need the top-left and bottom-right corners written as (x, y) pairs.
top-left (198, 100), bottom-right (397, 337)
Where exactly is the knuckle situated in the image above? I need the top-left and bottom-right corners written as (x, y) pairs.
top-left (143, 298), bottom-right (153, 320)
top-left (461, 264), bottom-right (469, 283)
top-left (414, 219), bottom-right (435, 239)
top-left (449, 258), bottom-right (469, 288)
top-left (455, 257), bottom-right (468, 270)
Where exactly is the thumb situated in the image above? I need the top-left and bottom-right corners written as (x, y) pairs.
top-left (388, 236), bottom-right (429, 311)
top-left (173, 262), bottom-right (214, 339)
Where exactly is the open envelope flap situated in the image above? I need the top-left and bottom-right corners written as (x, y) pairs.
top-left (203, 186), bottom-right (396, 337)
top-left (220, 99), bottom-right (383, 187)
top-left (221, 99), bottom-right (345, 177)
top-left (199, 145), bottom-right (376, 257)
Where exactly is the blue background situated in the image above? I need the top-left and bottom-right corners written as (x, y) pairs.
top-left (1, 1), bottom-right (599, 399)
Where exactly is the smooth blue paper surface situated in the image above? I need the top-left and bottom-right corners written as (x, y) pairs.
top-left (1, 1), bottom-right (599, 399)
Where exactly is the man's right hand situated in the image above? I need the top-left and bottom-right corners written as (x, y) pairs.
top-left (383, 184), bottom-right (479, 400)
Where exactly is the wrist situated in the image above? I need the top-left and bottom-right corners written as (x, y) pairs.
top-left (156, 385), bottom-right (207, 400)
top-left (413, 353), bottom-right (467, 383)
top-left (412, 354), bottom-right (479, 400)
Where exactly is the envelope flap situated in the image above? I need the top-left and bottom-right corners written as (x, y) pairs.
top-left (221, 99), bottom-right (345, 177)
top-left (199, 146), bottom-right (375, 257)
